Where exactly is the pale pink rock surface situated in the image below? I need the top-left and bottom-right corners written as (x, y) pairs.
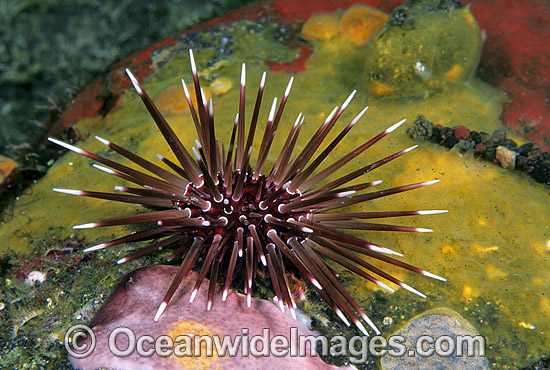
top-left (69, 265), bottom-right (343, 370)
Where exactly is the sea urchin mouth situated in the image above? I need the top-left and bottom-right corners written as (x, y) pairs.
top-left (49, 50), bottom-right (446, 335)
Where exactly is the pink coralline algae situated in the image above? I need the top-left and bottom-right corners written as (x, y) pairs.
top-left (69, 265), bottom-right (344, 370)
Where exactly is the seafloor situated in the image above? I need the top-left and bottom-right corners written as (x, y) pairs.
top-left (0, 1), bottom-right (549, 369)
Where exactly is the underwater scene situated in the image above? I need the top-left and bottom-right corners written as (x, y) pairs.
top-left (1, 0), bottom-right (549, 369)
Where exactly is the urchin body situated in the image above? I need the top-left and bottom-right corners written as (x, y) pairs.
top-left (49, 50), bottom-right (445, 335)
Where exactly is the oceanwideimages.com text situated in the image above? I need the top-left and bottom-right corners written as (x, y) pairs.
top-left (66, 325), bottom-right (486, 364)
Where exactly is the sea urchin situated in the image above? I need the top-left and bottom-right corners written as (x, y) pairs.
top-left (49, 50), bottom-right (446, 335)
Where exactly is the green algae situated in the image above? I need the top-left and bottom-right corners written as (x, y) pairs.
top-left (0, 8), bottom-right (549, 370)
top-left (0, 237), bottom-right (142, 369)
top-left (0, 0), bottom-right (258, 152)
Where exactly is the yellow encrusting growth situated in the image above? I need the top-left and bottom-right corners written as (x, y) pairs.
top-left (485, 265), bottom-right (507, 280)
top-left (445, 64), bottom-right (463, 81)
top-left (166, 320), bottom-right (220, 369)
top-left (371, 80), bottom-right (394, 96)
top-left (461, 285), bottom-right (480, 301)
top-left (301, 13), bottom-right (340, 42)
top-left (338, 4), bottom-right (388, 46)
top-left (441, 245), bottom-right (456, 256)
top-left (209, 77), bottom-right (233, 96)
top-left (364, 3), bottom-right (482, 97)
top-left (301, 4), bottom-right (387, 46)
top-left (540, 298), bottom-right (550, 319)
top-left (1, 7), bottom-right (548, 368)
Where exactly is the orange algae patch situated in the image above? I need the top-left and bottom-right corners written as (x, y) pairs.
top-left (540, 298), bottom-right (550, 319)
top-left (445, 64), bottom-right (464, 81)
top-left (301, 13), bottom-right (340, 42)
top-left (441, 245), bottom-right (456, 256)
top-left (371, 80), bottom-right (394, 96)
top-left (209, 77), bottom-right (233, 96)
top-left (0, 155), bottom-right (18, 182)
top-left (165, 320), bottom-right (220, 369)
top-left (338, 4), bottom-right (388, 46)
top-left (485, 264), bottom-right (507, 280)
top-left (461, 285), bottom-right (481, 302)
top-left (301, 5), bottom-right (387, 46)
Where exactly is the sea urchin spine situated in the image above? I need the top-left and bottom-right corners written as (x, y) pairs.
top-left (49, 50), bottom-right (446, 335)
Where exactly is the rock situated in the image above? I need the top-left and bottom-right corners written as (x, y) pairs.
top-left (482, 147), bottom-right (496, 161)
top-left (515, 155), bottom-right (529, 172)
top-left (452, 139), bottom-right (473, 154)
top-left (491, 129), bottom-right (506, 145)
top-left (517, 143), bottom-right (534, 156)
top-left (473, 143), bottom-right (486, 156)
top-left (479, 133), bottom-right (493, 147)
top-left (500, 139), bottom-right (517, 150)
top-left (496, 146), bottom-right (517, 169)
top-left (69, 265), bottom-right (341, 370)
top-left (380, 308), bottom-right (488, 370)
top-left (364, 0), bottom-right (482, 97)
top-left (531, 159), bottom-right (550, 185)
top-left (454, 126), bottom-right (470, 140)
top-left (407, 115), bottom-right (434, 141)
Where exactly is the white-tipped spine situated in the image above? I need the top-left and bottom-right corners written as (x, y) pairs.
top-left (268, 97), bottom-right (277, 122)
top-left (401, 283), bottom-right (426, 298)
top-left (349, 106), bottom-right (369, 127)
top-left (355, 321), bottom-right (370, 337)
top-left (189, 49), bottom-right (197, 75)
top-left (83, 244), bottom-right (106, 252)
top-left (125, 69), bottom-right (142, 94)
top-left (386, 118), bottom-right (407, 133)
top-left (154, 302), bottom-right (167, 321)
top-left (324, 106), bottom-right (338, 124)
top-left (47, 137), bottom-right (85, 155)
top-left (73, 223), bottom-right (97, 229)
top-left (423, 179), bottom-right (441, 186)
top-left (370, 245), bottom-right (403, 256)
top-left (334, 307), bottom-right (350, 327)
top-left (377, 281), bottom-right (395, 293)
top-left (181, 79), bottom-right (191, 99)
top-left (404, 145), bottom-right (418, 153)
top-left (360, 314), bottom-right (381, 336)
top-left (94, 136), bottom-right (110, 146)
top-left (418, 210), bottom-right (449, 215)
top-left (284, 76), bottom-right (294, 97)
top-left (260, 71), bottom-right (266, 88)
top-left (52, 188), bottom-right (82, 196)
top-left (422, 270), bottom-right (447, 281)
top-left (92, 164), bottom-right (116, 175)
top-left (189, 289), bottom-right (198, 303)
top-left (341, 90), bottom-right (357, 110)
top-left (415, 227), bottom-right (433, 233)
